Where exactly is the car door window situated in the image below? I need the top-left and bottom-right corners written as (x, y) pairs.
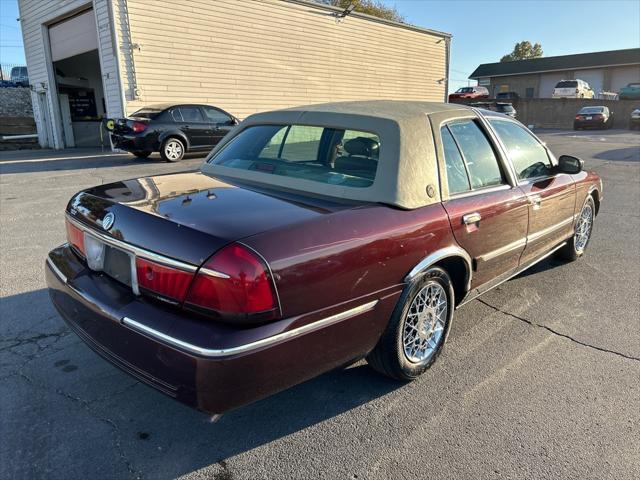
top-left (279, 125), bottom-right (324, 162)
top-left (203, 106), bottom-right (232, 124)
top-left (489, 119), bottom-right (553, 180)
top-left (170, 108), bottom-right (183, 122)
top-left (178, 106), bottom-right (205, 123)
top-left (448, 120), bottom-right (505, 189)
top-left (441, 126), bottom-right (471, 194)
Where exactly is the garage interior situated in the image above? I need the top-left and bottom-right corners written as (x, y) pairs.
top-left (49, 9), bottom-right (107, 148)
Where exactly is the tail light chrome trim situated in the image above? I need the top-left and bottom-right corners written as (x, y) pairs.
top-left (237, 241), bottom-right (283, 316)
top-left (121, 299), bottom-right (378, 358)
top-left (66, 214), bottom-right (198, 273)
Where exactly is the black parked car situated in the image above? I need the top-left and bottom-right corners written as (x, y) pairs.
top-left (108, 103), bottom-right (238, 161)
top-left (574, 106), bottom-right (613, 130)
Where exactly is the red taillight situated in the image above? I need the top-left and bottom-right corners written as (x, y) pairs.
top-left (131, 121), bottom-right (147, 133)
top-left (135, 257), bottom-right (194, 302)
top-left (65, 219), bottom-right (85, 257)
top-left (185, 244), bottom-right (276, 315)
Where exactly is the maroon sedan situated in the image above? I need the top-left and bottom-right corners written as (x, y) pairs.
top-left (46, 101), bottom-right (602, 416)
top-left (448, 86), bottom-right (490, 101)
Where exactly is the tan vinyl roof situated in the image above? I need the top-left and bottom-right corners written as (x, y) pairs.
top-left (201, 101), bottom-right (472, 209)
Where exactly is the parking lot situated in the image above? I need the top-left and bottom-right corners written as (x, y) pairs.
top-left (1, 129), bottom-right (638, 479)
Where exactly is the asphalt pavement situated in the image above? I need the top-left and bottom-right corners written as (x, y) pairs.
top-left (1, 130), bottom-right (639, 480)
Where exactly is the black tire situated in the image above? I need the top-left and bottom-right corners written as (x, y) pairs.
top-left (132, 150), bottom-right (151, 159)
top-left (160, 137), bottom-right (186, 162)
top-left (558, 196), bottom-right (595, 262)
top-left (367, 267), bottom-right (454, 381)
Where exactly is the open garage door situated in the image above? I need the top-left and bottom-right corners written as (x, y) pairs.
top-left (49, 9), bottom-right (107, 148)
top-left (49, 10), bottom-right (98, 62)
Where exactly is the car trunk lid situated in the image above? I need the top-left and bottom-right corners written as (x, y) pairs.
top-left (67, 171), bottom-right (348, 267)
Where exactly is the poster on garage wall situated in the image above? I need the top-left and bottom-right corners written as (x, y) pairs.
top-left (68, 89), bottom-right (97, 120)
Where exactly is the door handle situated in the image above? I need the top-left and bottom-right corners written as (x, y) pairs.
top-left (529, 195), bottom-right (542, 209)
top-left (462, 212), bottom-right (481, 225)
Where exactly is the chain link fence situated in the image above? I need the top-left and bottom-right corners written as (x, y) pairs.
top-left (0, 63), bottom-right (29, 86)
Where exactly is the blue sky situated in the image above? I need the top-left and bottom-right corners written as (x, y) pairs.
top-left (1, 0), bottom-right (639, 90)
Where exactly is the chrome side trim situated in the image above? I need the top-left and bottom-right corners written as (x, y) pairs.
top-left (478, 238), bottom-right (527, 263)
top-left (199, 268), bottom-right (231, 279)
top-left (47, 256), bottom-right (67, 283)
top-left (121, 300), bottom-right (379, 358)
top-left (66, 214), bottom-right (197, 272)
top-left (458, 241), bottom-right (567, 308)
top-left (527, 217), bottom-right (574, 243)
top-left (406, 246), bottom-right (473, 290)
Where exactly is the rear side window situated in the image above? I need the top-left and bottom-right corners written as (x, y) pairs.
top-left (178, 106), bottom-right (205, 122)
top-left (447, 120), bottom-right (505, 189)
top-left (441, 127), bottom-right (471, 194)
top-left (489, 119), bottom-right (552, 180)
top-left (210, 124), bottom-right (380, 188)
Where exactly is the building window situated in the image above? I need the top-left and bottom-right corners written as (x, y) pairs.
top-left (526, 87), bottom-right (535, 98)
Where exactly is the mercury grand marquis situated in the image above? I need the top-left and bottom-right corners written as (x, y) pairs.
top-left (46, 101), bottom-right (602, 415)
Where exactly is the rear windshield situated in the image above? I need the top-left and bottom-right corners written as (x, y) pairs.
top-left (579, 107), bottom-right (605, 114)
top-left (556, 81), bottom-right (578, 88)
top-left (208, 125), bottom-right (380, 188)
top-left (131, 108), bottom-right (162, 119)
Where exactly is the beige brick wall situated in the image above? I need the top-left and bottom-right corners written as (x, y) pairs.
top-left (117, 0), bottom-right (448, 118)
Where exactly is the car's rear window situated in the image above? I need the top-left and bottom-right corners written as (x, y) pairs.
top-left (556, 81), bottom-right (578, 88)
top-left (209, 125), bottom-right (380, 188)
top-left (131, 108), bottom-right (162, 119)
top-left (579, 107), bottom-right (605, 114)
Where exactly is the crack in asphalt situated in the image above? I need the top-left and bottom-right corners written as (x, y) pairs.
top-left (16, 371), bottom-right (142, 479)
top-left (0, 328), bottom-right (70, 353)
top-left (478, 299), bottom-right (640, 363)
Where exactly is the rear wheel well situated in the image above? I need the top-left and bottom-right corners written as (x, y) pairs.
top-left (433, 256), bottom-right (469, 306)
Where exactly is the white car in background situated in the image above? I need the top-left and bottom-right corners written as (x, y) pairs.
top-left (552, 79), bottom-right (595, 99)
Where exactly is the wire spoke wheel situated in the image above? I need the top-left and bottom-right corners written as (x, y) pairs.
top-left (575, 202), bottom-right (593, 252)
top-left (402, 281), bottom-right (448, 363)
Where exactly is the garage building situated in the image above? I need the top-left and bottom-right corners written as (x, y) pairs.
top-left (18, 0), bottom-right (451, 149)
top-left (469, 48), bottom-right (640, 99)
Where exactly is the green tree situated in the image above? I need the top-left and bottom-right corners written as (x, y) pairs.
top-left (500, 41), bottom-right (543, 62)
top-left (318, 0), bottom-right (405, 23)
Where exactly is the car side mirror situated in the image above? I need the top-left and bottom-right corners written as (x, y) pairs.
top-left (557, 155), bottom-right (584, 174)
top-left (229, 117), bottom-right (239, 126)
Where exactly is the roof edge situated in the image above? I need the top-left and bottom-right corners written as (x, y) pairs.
top-left (281, 0), bottom-right (452, 38)
top-left (470, 61), bottom-right (640, 79)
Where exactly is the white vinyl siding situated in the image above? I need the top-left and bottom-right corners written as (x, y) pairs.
top-left (18, 0), bottom-right (124, 148)
top-left (118, 0), bottom-right (448, 118)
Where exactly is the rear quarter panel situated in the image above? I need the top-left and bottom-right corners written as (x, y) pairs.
top-left (243, 203), bottom-right (455, 319)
